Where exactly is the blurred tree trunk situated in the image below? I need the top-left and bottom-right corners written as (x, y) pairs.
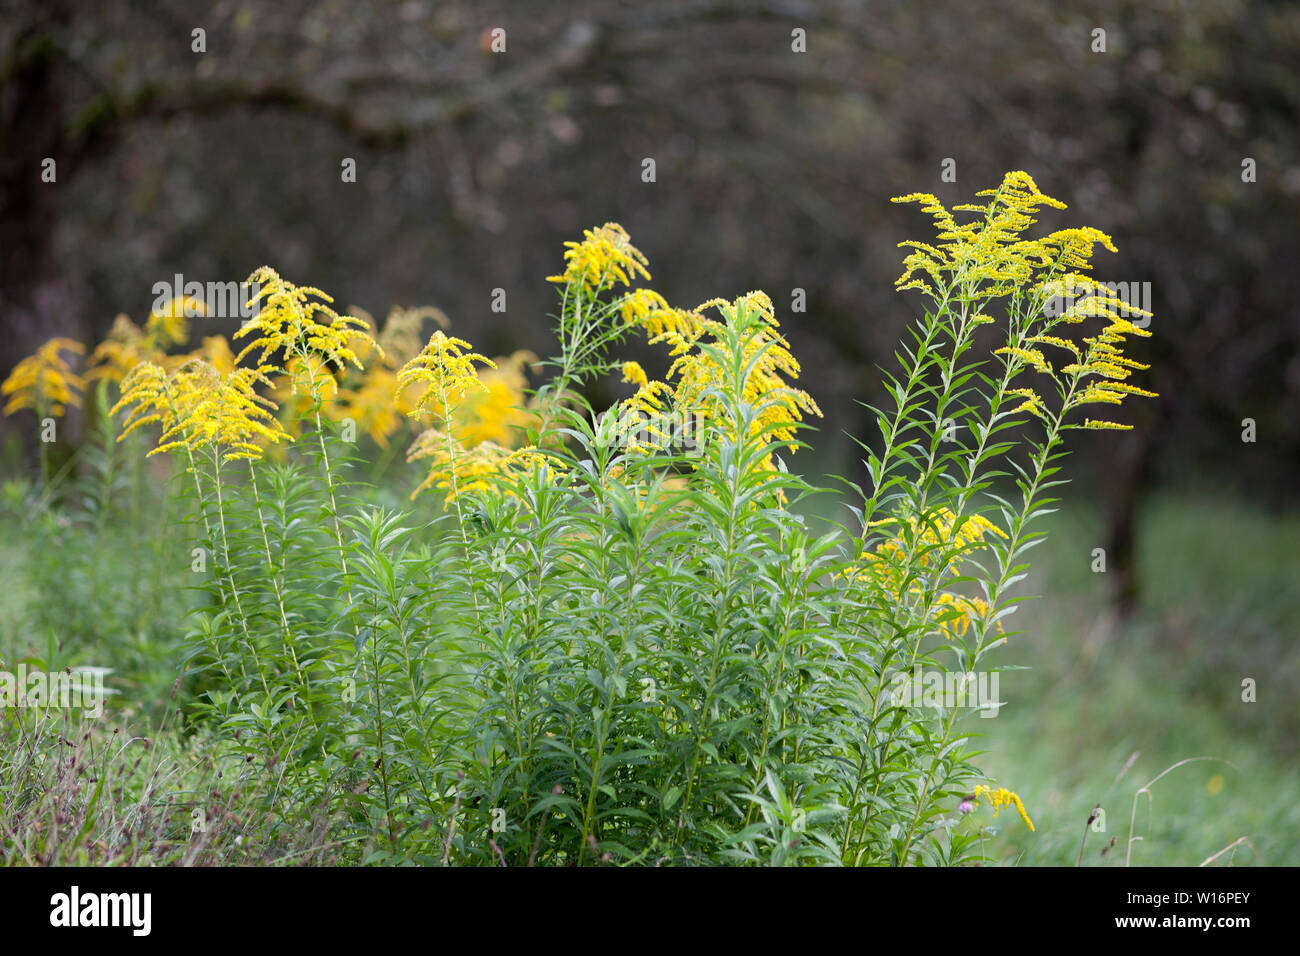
top-left (0, 3), bottom-right (82, 387)
top-left (1104, 430), bottom-right (1153, 619)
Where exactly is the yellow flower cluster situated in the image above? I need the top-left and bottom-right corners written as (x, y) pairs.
top-left (89, 316), bottom-right (159, 383)
top-left (973, 784), bottom-right (1036, 831)
top-left (397, 331), bottom-right (495, 426)
top-left (547, 222), bottom-right (650, 291)
top-left (2, 338), bottom-right (86, 416)
top-left (1063, 317), bottom-right (1158, 430)
top-left (863, 507), bottom-right (1005, 576)
top-left (236, 266), bottom-right (378, 378)
top-left (148, 295), bottom-right (206, 348)
top-left (853, 507), bottom-right (1009, 642)
top-left (892, 171), bottom-right (1129, 313)
top-left (456, 350), bottom-right (540, 447)
top-left (405, 430), bottom-right (557, 500)
top-left (629, 290), bottom-right (821, 475)
top-left (620, 288), bottom-right (702, 339)
top-left (892, 171), bottom-right (1068, 300)
top-left (894, 174), bottom-right (1157, 431)
top-left (400, 332), bottom-right (549, 500)
top-left (89, 298), bottom-right (217, 384)
top-left (113, 359), bottom-right (286, 463)
top-left (994, 311), bottom-right (1157, 431)
top-left (933, 592), bottom-right (1003, 643)
top-left (273, 304), bottom-right (451, 446)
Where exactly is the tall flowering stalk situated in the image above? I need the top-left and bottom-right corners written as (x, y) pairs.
top-left (838, 171), bottom-right (1156, 862)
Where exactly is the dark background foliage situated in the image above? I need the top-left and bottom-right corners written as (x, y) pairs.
top-left (3, 0), bottom-right (1297, 610)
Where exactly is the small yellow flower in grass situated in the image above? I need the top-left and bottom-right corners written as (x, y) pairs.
top-left (547, 222), bottom-right (650, 291)
top-left (973, 784), bottom-right (1035, 831)
top-left (2, 338), bottom-right (86, 416)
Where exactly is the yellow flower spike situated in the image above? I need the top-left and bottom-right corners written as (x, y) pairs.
top-left (1026, 335), bottom-right (1081, 358)
top-left (112, 360), bottom-right (286, 463)
top-left (1006, 386), bottom-right (1047, 420)
top-left (163, 363), bottom-right (286, 462)
top-left (621, 361), bottom-right (649, 390)
top-left (847, 506), bottom-right (1007, 598)
top-left (547, 222), bottom-right (650, 291)
top-left (88, 315), bottom-right (159, 383)
top-left (2, 338), bottom-right (86, 416)
top-left (631, 291), bottom-right (822, 482)
top-left (973, 784), bottom-right (1036, 832)
top-left (406, 427), bottom-right (561, 501)
top-left (236, 266), bottom-right (380, 377)
top-left (934, 593), bottom-right (1003, 641)
top-left (994, 346), bottom-right (1051, 374)
top-left (111, 361), bottom-right (174, 439)
top-left (892, 173), bottom-right (1122, 305)
top-left (147, 295), bottom-right (205, 348)
top-left (397, 330), bottom-right (495, 427)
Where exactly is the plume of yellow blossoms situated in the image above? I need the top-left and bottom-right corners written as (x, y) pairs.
top-left (620, 287), bottom-right (702, 340)
top-left (547, 222), bottom-right (650, 291)
top-left (112, 359), bottom-right (287, 463)
top-left (305, 304), bottom-right (448, 446)
top-left (148, 295), bottom-right (204, 349)
top-left (398, 331), bottom-right (496, 425)
top-left (2, 338), bottom-right (86, 416)
top-left (623, 290), bottom-right (821, 474)
top-left (456, 350), bottom-right (541, 447)
top-left (399, 332), bottom-right (554, 500)
top-left (973, 784), bottom-right (1036, 831)
top-left (236, 266), bottom-right (377, 376)
top-left (88, 296), bottom-right (206, 383)
top-left (894, 171), bottom-right (1156, 431)
top-left (406, 431), bottom-right (554, 500)
top-left (892, 171), bottom-right (1116, 303)
top-left (89, 316), bottom-right (158, 383)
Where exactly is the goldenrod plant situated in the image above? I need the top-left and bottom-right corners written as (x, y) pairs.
top-left (0, 172), bottom-right (1155, 865)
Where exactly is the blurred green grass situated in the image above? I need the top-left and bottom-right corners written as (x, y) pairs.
top-left (973, 490), bottom-right (1300, 866)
